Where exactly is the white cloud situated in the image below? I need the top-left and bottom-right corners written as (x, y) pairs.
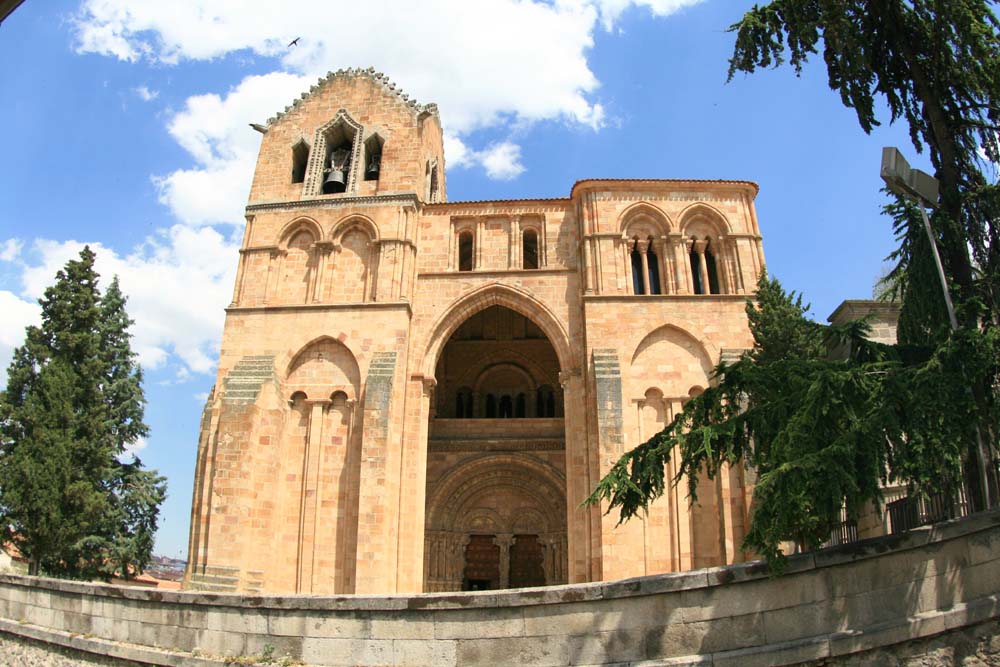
top-left (133, 85), bottom-right (159, 101)
top-left (593, 0), bottom-right (705, 30)
top-left (0, 238), bottom-right (22, 262)
top-left (153, 72), bottom-right (309, 227)
top-left (478, 142), bottom-right (526, 181)
top-left (17, 228), bottom-right (237, 378)
top-left (0, 290), bottom-right (40, 376)
top-left (73, 0), bottom-right (697, 187)
top-left (443, 136), bottom-right (525, 180)
top-left (120, 436), bottom-right (149, 461)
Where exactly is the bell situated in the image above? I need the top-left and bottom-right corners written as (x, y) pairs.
top-left (322, 169), bottom-right (346, 194)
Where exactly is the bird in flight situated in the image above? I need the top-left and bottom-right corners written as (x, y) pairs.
top-left (288, 37), bottom-right (301, 47)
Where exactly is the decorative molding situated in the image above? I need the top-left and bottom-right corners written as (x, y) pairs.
top-left (245, 193), bottom-right (420, 213)
top-left (265, 67), bottom-right (440, 127)
top-left (226, 302), bottom-right (412, 314)
top-left (428, 438), bottom-right (565, 452)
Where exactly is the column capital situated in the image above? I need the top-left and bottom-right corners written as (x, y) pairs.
top-left (693, 239), bottom-right (709, 254)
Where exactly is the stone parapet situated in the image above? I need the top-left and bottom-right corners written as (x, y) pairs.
top-left (2, 510), bottom-right (1000, 665)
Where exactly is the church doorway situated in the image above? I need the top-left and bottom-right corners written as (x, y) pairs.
top-left (423, 305), bottom-right (568, 591)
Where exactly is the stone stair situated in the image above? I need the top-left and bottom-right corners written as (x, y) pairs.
top-left (222, 355), bottom-right (276, 404)
top-left (187, 565), bottom-right (239, 593)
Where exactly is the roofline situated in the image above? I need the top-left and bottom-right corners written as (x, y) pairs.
top-left (570, 178), bottom-right (760, 198)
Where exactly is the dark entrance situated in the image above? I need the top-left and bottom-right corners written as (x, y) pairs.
top-left (462, 535), bottom-right (499, 590)
top-left (509, 534), bottom-right (545, 588)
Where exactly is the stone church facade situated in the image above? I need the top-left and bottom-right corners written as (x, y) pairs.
top-left (184, 69), bottom-right (767, 595)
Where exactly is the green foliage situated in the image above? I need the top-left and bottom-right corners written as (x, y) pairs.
top-left (0, 248), bottom-right (167, 578)
top-left (588, 274), bottom-right (997, 565)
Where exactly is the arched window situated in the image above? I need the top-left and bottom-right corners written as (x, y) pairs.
top-left (455, 393), bottom-right (465, 418)
top-left (458, 232), bottom-right (474, 272)
top-left (705, 242), bottom-right (720, 294)
top-left (523, 229), bottom-right (539, 270)
top-left (647, 241), bottom-right (662, 295)
top-left (485, 394), bottom-right (497, 418)
top-left (364, 134), bottom-right (383, 181)
top-left (515, 393), bottom-right (526, 418)
top-left (690, 244), bottom-right (705, 295)
top-left (291, 140), bottom-right (309, 184)
top-left (630, 241), bottom-right (643, 294)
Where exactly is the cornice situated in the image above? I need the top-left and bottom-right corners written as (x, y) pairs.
top-left (245, 193), bottom-right (420, 213)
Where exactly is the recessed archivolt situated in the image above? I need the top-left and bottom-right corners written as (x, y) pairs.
top-left (330, 214), bottom-right (379, 244)
top-left (421, 284), bottom-right (573, 379)
top-left (678, 202), bottom-right (732, 237)
top-left (618, 201), bottom-right (672, 237)
top-left (451, 349), bottom-right (558, 393)
top-left (426, 453), bottom-right (566, 531)
top-left (276, 217), bottom-right (322, 249)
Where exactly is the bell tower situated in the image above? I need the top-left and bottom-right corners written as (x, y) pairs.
top-left (186, 68), bottom-right (446, 595)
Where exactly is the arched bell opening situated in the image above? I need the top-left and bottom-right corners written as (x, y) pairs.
top-left (424, 305), bottom-right (567, 591)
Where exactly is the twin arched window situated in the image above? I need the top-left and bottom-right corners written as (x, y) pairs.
top-left (629, 238), bottom-right (662, 295)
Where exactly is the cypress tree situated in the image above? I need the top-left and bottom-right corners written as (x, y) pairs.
top-left (0, 248), bottom-right (166, 578)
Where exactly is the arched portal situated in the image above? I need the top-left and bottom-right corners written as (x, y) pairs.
top-left (423, 305), bottom-right (568, 591)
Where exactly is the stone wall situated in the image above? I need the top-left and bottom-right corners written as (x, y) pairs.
top-left (2, 511), bottom-right (1000, 666)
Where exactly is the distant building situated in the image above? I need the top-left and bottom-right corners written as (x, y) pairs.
top-left (185, 69), bottom-right (767, 595)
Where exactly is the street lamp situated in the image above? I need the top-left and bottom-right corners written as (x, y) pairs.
top-left (880, 147), bottom-right (958, 330)
top-left (880, 146), bottom-right (992, 510)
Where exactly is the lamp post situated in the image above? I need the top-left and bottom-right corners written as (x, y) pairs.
top-left (880, 147), bottom-right (992, 511)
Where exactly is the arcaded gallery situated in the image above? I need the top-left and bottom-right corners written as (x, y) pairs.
top-left (185, 69), bottom-right (766, 596)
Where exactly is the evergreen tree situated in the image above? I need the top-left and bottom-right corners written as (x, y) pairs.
top-left (588, 274), bottom-right (994, 565)
top-left (0, 248), bottom-right (166, 578)
top-left (727, 0), bottom-right (1000, 505)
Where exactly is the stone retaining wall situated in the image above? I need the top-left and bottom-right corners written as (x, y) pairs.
top-left (2, 510), bottom-right (1000, 667)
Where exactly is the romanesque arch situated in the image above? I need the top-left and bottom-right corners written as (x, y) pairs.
top-left (618, 201), bottom-right (672, 237)
top-left (420, 283), bottom-right (573, 380)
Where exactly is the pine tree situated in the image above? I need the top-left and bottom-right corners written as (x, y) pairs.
top-left (0, 248), bottom-right (166, 578)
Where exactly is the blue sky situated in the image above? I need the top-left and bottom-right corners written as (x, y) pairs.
top-left (0, 0), bottom-right (932, 560)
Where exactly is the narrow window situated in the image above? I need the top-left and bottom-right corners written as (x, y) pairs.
top-left (291, 140), bottom-right (309, 184)
top-left (485, 394), bottom-right (497, 418)
top-left (364, 135), bottom-right (383, 181)
top-left (690, 245), bottom-right (705, 295)
top-left (706, 243), bottom-right (720, 294)
top-left (523, 229), bottom-right (539, 269)
top-left (546, 392), bottom-right (556, 418)
top-left (515, 393), bottom-right (526, 418)
top-left (499, 395), bottom-right (513, 418)
top-left (456, 393), bottom-right (466, 418)
top-left (647, 241), bottom-right (662, 295)
top-left (465, 392), bottom-right (473, 418)
top-left (630, 242), bottom-right (644, 294)
top-left (536, 386), bottom-right (555, 418)
top-left (429, 165), bottom-right (439, 202)
top-left (458, 232), bottom-right (474, 272)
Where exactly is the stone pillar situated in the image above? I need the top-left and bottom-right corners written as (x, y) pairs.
top-left (297, 398), bottom-right (331, 593)
top-left (311, 241), bottom-right (333, 303)
top-left (510, 215), bottom-right (521, 269)
top-left (263, 247), bottom-right (283, 305)
top-left (394, 376), bottom-right (436, 593)
top-left (637, 239), bottom-right (651, 295)
top-left (655, 236), bottom-right (669, 294)
top-left (476, 217), bottom-right (485, 269)
top-left (592, 350), bottom-right (645, 581)
top-left (495, 534), bottom-right (515, 589)
top-left (671, 234), bottom-right (689, 294)
top-left (695, 240), bottom-right (710, 294)
top-left (354, 352), bottom-right (400, 593)
top-left (560, 369), bottom-right (592, 583)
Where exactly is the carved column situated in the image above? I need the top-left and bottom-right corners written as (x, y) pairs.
top-left (583, 237), bottom-right (595, 293)
top-left (670, 233), bottom-right (688, 294)
top-left (637, 239), bottom-right (651, 295)
top-left (311, 241), bottom-right (334, 303)
top-left (510, 214), bottom-right (521, 269)
top-left (655, 237), bottom-right (669, 294)
top-left (695, 240), bottom-right (711, 294)
top-left (476, 216), bottom-right (485, 270)
top-left (495, 534), bottom-right (515, 589)
top-left (263, 247), bottom-right (284, 305)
